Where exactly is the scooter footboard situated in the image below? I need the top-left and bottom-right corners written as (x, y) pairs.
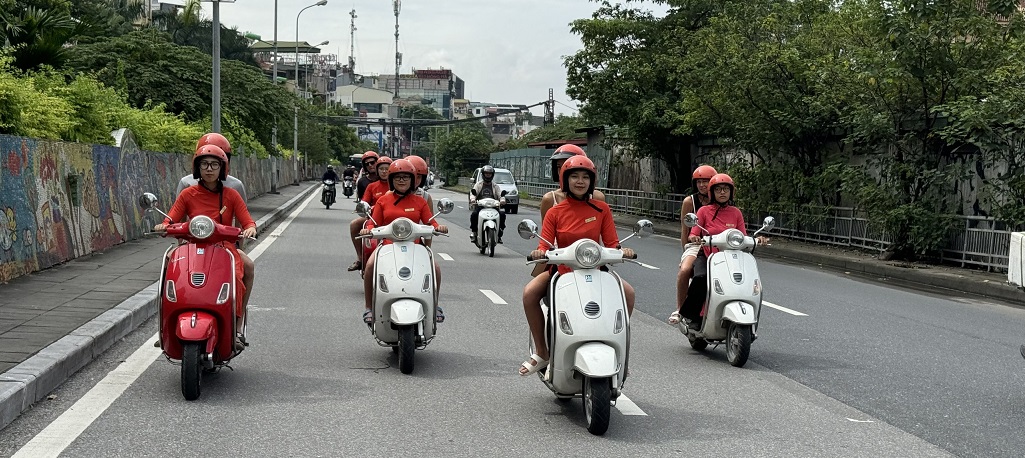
top-left (390, 299), bottom-right (426, 325)
top-left (721, 301), bottom-right (758, 325)
top-left (573, 342), bottom-right (619, 378)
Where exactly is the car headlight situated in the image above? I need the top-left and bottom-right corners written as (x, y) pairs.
top-left (391, 218), bottom-right (413, 241)
top-left (188, 215), bottom-right (215, 239)
top-left (726, 229), bottom-right (745, 249)
top-left (574, 240), bottom-right (603, 269)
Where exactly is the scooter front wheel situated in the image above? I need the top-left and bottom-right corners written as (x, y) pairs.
top-left (398, 326), bottom-right (415, 374)
top-left (583, 376), bottom-right (612, 435)
top-left (486, 227), bottom-right (496, 257)
top-left (726, 323), bottom-right (752, 367)
top-left (181, 342), bottom-right (202, 401)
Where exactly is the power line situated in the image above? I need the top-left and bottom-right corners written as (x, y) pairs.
top-left (555, 100), bottom-right (579, 113)
top-left (315, 101), bottom-right (548, 127)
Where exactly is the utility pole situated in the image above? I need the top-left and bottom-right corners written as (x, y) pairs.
top-left (211, 0), bottom-right (222, 132)
top-left (393, 0), bottom-right (401, 157)
top-left (544, 87), bottom-right (555, 127)
top-left (349, 9), bottom-right (357, 76)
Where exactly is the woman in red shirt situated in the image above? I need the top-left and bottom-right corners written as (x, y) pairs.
top-left (359, 159), bottom-right (449, 325)
top-left (154, 145), bottom-right (257, 349)
top-left (519, 156), bottom-right (636, 376)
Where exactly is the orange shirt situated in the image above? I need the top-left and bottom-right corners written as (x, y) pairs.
top-left (364, 180), bottom-right (390, 206)
top-left (366, 192), bottom-right (438, 232)
top-left (539, 198), bottom-right (619, 274)
top-left (163, 184), bottom-right (256, 230)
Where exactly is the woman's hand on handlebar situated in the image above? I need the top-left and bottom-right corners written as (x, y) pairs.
top-left (622, 247), bottom-right (636, 259)
top-left (435, 225), bottom-right (448, 234)
top-left (756, 236), bottom-right (771, 246)
top-left (241, 227), bottom-right (257, 239)
top-left (359, 228), bottom-right (371, 236)
top-left (529, 249), bottom-right (547, 261)
top-left (687, 235), bottom-right (702, 244)
top-left (153, 223), bottom-right (167, 232)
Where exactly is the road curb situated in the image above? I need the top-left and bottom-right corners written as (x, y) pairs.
top-left (0, 182), bottom-right (319, 431)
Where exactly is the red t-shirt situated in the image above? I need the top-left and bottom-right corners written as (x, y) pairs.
top-left (540, 198), bottom-right (619, 274)
top-left (164, 184), bottom-right (256, 230)
top-left (364, 180), bottom-right (390, 206)
top-left (689, 205), bottom-right (747, 237)
top-left (366, 192), bottom-right (438, 235)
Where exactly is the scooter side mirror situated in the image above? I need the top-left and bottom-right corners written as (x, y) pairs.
top-left (635, 219), bottom-right (654, 237)
top-left (355, 201), bottom-right (372, 218)
top-left (683, 213), bottom-right (699, 228)
top-left (436, 198), bottom-right (454, 215)
top-left (762, 216), bottom-right (776, 231)
top-left (500, 190), bottom-right (508, 197)
top-left (138, 192), bottom-right (158, 210)
top-left (518, 219), bottom-right (539, 240)
top-left (469, 188), bottom-right (477, 197)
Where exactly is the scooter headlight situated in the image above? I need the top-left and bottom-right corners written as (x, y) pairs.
top-left (391, 218), bottom-right (413, 241)
top-left (574, 240), bottom-right (602, 269)
top-left (188, 215), bottom-right (215, 239)
top-left (726, 229), bottom-right (745, 249)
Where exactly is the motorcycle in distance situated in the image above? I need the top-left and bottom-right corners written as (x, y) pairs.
top-left (342, 176), bottom-right (355, 198)
top-left (355, 198), bottom-right (454, 374)
top-left (469, 189), bottom-right (507, 257)
top-left (321, 179), bottom-right (337, 209)
top-left (518, 218), bottom-right (653, 436)
top-left (138, 193), bottom-right (249, 401)
top-left (678, 213), bottom-right (775, 368)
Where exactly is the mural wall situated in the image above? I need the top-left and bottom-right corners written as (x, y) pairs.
top-left (0, 134), bottom-right (306, 283)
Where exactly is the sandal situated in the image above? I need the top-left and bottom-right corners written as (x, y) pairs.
top-left (668, 310), bottom-right (682, 325)
top-left (519, 354), bottom-right (549, 376)
top-left (233, 333), bottom-right (248, 352)
top-left (435, 306), bottom-right (446, 323)
top-left (362, 309), bottom-right (373, 326)
top-left (347, 260), bottom-right (362, 272)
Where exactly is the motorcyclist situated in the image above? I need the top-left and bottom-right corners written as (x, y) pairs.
top-left (322, 165), bottom-right (340, 182)
top-left (668, 164), bottom-right (717, 325)
top-left (469, 165), bottom-right (507, 244)
top-left (156, 145), bottom-right (256, 351)
top-left (342, 165), bottom-right (357, 180)
top-left (359, 159), bottom-right (449, 325)
top-left (172, 133), bottom-right (255, 345)
top-left (348, 151), bottom-right (379, 272)
top-left (519, 156), bottom-right (636, 376)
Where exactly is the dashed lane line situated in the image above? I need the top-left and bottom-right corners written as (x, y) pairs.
top-left (480, 289), bottom-right (508, 305)
top-left (438, 253), bottom-right (454, 261)
top-left (763, 300), bottom-right (808, 316)
top-left (615, 394), bottom-right (648, 416)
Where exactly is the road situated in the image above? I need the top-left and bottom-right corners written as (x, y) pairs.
top-left (4, 187), bottom-right (1024, 456)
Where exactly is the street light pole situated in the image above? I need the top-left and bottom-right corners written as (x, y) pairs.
top-left (293, 0), bottom-right (328, 184)
top-left (212, 0), bottom-right (222, 132)
top-left (270, 0), bottom-right (279, 192)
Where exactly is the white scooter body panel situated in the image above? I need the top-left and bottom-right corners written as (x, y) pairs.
top-left (547, 269), bottom-right (628, 395)
top-left (372, 240), bottom-right (436, 345)
top-left (573, 342), bottom-right (618, 377)
top-left (701, 249), bottom-right (761, 340)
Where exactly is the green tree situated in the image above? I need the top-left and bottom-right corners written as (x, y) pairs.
top-left (435, 123), bottom-right (493, 181)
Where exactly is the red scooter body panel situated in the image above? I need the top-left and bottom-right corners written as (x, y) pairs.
top-left (159, 236), bottom-right (237, 363)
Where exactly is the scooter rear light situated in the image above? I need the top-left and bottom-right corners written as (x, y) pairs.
top-left (714, 279), bottom-right (724, 295)
top-left (216, 282), bottom-right (230, 304)
top-left (753, 279), bottom-right (761, 296)
top-left (165, 280), bottom-right (177, 302)
top-left (614, 310), bottom-right (625, 334)
top-left (558, 312), bottom-right (574, 335)
top-left (378, 274), bottom-right (389, 293)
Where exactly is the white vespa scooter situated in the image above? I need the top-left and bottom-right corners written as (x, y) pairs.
top-left (679, 213), bottom-right (775, 367)
top-left (469, 189), bottom-right (507, 257)
top-left (518, 218), bottom-right (653, 436)
top-left (356, 198), bottom-right (453, 374)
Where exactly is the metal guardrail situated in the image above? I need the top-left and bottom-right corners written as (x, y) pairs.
top-left (516, 180), bottom-right (1015, 272)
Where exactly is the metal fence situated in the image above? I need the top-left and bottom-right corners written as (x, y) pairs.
top-left (515, 181), bottom-right (1015, 272)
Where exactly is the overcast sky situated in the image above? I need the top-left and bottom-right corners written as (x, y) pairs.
top-left (181, 0), bottom-right (668, 116)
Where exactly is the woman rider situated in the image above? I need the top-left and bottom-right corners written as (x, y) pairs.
top-left (519, 156), bottom-right (636, 375)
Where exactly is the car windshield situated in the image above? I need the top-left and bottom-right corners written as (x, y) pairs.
top-left (492, 171), bottom-right (515, 184)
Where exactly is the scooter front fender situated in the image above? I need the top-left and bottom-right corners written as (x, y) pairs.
top-left (176, 311), bottom-right (217, 352)
top-left (721, 301), bottom-right (758, 325)
top-left (573, 342), bottom-right (619, 378)
top-left (390, 299), bottom-right (425, 326)
top-left (483, 220), bottom-right (497, 230)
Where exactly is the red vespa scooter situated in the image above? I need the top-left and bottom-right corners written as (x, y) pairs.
top-left (140, 193), bottom-right (247, 401)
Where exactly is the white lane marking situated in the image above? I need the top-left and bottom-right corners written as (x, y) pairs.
top-left (480, 289), bottom-right (507, 305)
top-left (13, 191), bottom-right (318, 457)
top-left (13, 341), bottom-right (161, 458)
top-left (763, 300), bottom-right (808, 316)
top-left (636, 261), bottom-right (659, 270)
top-left (615, 394), bottom-right (648, 416)
top-left (438, 253), bottom-right (454, 261)
top-left (456, 205), bottom-right (465, 209)
top-left (846, 418), bottom-right (875, 423)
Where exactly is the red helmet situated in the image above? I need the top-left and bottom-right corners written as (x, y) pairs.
top-left (387, 159), bottom-right (416, 192)
top-left (559, 155), bottom-right (597, 199)
top-left (550, 144), bottom-right (587, 183)
top-left (707, 173), bottom-right (735, 202)
top-left (375, 156), bottom-right (393, 171)
top-left (196, 133), bottom-right (232, 156)
top-left (361, 151), bottom-right (379, 168)
top-left (407, 155), bottom-right (429, 176)
top-left (192, 145), bottom-right (228, 181)
top-left (691, 165), bottom-right (717, 192)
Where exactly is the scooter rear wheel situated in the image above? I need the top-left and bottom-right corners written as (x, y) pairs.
top-left (181, 342), bottom-right (202, 401)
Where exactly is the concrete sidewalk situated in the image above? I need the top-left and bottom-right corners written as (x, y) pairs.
top-left (503, 192), bottom-right (1025, 306)
top-left (0, 181), bottom-right (320, 430)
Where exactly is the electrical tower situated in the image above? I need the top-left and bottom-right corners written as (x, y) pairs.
top-left (348, 9), bottom-right (357, 74)
top-left (544, 88), bottom-right (555, 126)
